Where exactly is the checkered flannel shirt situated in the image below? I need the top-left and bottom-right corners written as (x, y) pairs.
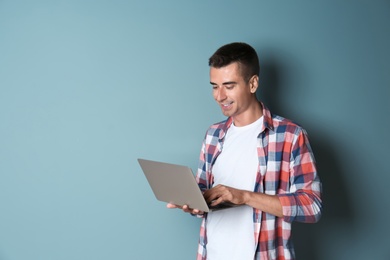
top-left (195, 102), bottom-right (322, 260)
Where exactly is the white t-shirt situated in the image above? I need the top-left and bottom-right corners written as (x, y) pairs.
top-left (206, 116), bottom-right (263, 260)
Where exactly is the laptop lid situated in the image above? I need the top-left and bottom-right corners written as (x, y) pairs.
top-left (137, 158), bottom-right (211, 212)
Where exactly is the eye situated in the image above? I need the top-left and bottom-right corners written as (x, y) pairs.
top-left (225, 85), bottom-right (235, 90)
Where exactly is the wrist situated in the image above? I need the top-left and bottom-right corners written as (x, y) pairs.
top-left (242, 190), bottom-right (252, 205)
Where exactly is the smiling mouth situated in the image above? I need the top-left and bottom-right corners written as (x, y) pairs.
top-left (221, 101), bottom-right (233, 107)
top-left (221, 102), bottom-right (233, 109)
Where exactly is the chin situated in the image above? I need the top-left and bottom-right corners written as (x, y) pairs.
top-left (221, 110), bottom-right (233, 117)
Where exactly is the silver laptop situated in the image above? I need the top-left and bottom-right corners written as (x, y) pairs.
top-left (137, 158), bottom-right (237, 212)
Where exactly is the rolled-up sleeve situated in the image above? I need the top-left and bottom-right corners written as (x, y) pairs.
top-left (278, 129), bottom-right (323, 223)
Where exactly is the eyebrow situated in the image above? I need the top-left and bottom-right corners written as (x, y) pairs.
top-left (210, 81), bottom-right (237, 85)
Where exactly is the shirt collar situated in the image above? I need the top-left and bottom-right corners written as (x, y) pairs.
top-left (261, 102), bottom-right (274, 132)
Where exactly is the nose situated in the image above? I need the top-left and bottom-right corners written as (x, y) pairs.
top-left (214, 87), bottom-right (227, 102)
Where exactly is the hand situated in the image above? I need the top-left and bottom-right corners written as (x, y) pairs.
top-left (203, 185), bottom-right (284, 217)
top-left (203, 184), bottom-right (247, 206)
top-left (166, 203), bottom-right (204, 215)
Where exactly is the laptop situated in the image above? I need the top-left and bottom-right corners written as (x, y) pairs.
top-left (137, 158), bottom-right (237, 212)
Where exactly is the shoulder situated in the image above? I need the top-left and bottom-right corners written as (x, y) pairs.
top-left (206, 117), bottom-right (231, 133)
top-left (204, 119), bottom-right (228, 138)
top-left (262, 102), bottom-right (306, 137)
top-left (271, 114), bottom-right (307, 138)
top-left (209, 119), bottom-right (228, 130)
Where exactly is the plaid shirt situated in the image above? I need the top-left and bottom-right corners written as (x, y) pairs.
top-left (195, 103), bottom-right (322, 260)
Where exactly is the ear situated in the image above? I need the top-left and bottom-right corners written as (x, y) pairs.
top-left (249, 75), bottom-right (259, 94)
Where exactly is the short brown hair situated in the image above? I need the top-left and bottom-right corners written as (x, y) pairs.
top-left (208, 42), bottom-right (260, 81)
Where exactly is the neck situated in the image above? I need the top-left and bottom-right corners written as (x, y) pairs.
top-left (232, 102), bottom-right (263, 127)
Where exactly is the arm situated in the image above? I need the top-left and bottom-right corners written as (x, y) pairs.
top-left (203, 185), bottom-right (283, 217)
top-left (278, 129), bottom-right (322, 223)
top-left (204, 128), bottom-right (322, 222)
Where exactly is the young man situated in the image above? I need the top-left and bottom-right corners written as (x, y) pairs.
top-left (168, 42), bottom-right (322, 260)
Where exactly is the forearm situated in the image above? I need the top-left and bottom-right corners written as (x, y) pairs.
top-left (242, 189), bottom-right (322, 222)
top-left (243, 190), bottom-right (283, 217)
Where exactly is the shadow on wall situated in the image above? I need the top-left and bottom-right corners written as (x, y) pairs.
top-left (256, 51), bottom-right (356, 260)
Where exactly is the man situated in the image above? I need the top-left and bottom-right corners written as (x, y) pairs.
top-left (168, 42), bottom-right (322, 260)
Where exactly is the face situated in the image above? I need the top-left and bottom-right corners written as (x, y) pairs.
top-left (210, 62), bottom-right (259, 125)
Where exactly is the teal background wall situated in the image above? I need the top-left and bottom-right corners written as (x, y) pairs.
top-left (1, 1), bottom-right (389, 259)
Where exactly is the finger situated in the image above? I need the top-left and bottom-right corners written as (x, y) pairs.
top-left (210, 197), bottom-right (225, 206)
top-left (167, 203), bottom-right (181, 209)
top-left (182, 205), bottom-right (193, 213)
top-left (203, 188), bottom-right (222, 203)
top-left (167, 203), bottom-right (175, 208)
top-left (182, 205), bottom-right (204, 215)
top-left (192, 209), bottom-right (204, 215)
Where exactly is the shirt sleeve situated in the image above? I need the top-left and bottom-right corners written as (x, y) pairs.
top-left (277, 128), bottom-right (323, 223)
top-left (196, 139), bottom-right (209, 192)
top-left (192, 138), bottom-right (209, 218)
